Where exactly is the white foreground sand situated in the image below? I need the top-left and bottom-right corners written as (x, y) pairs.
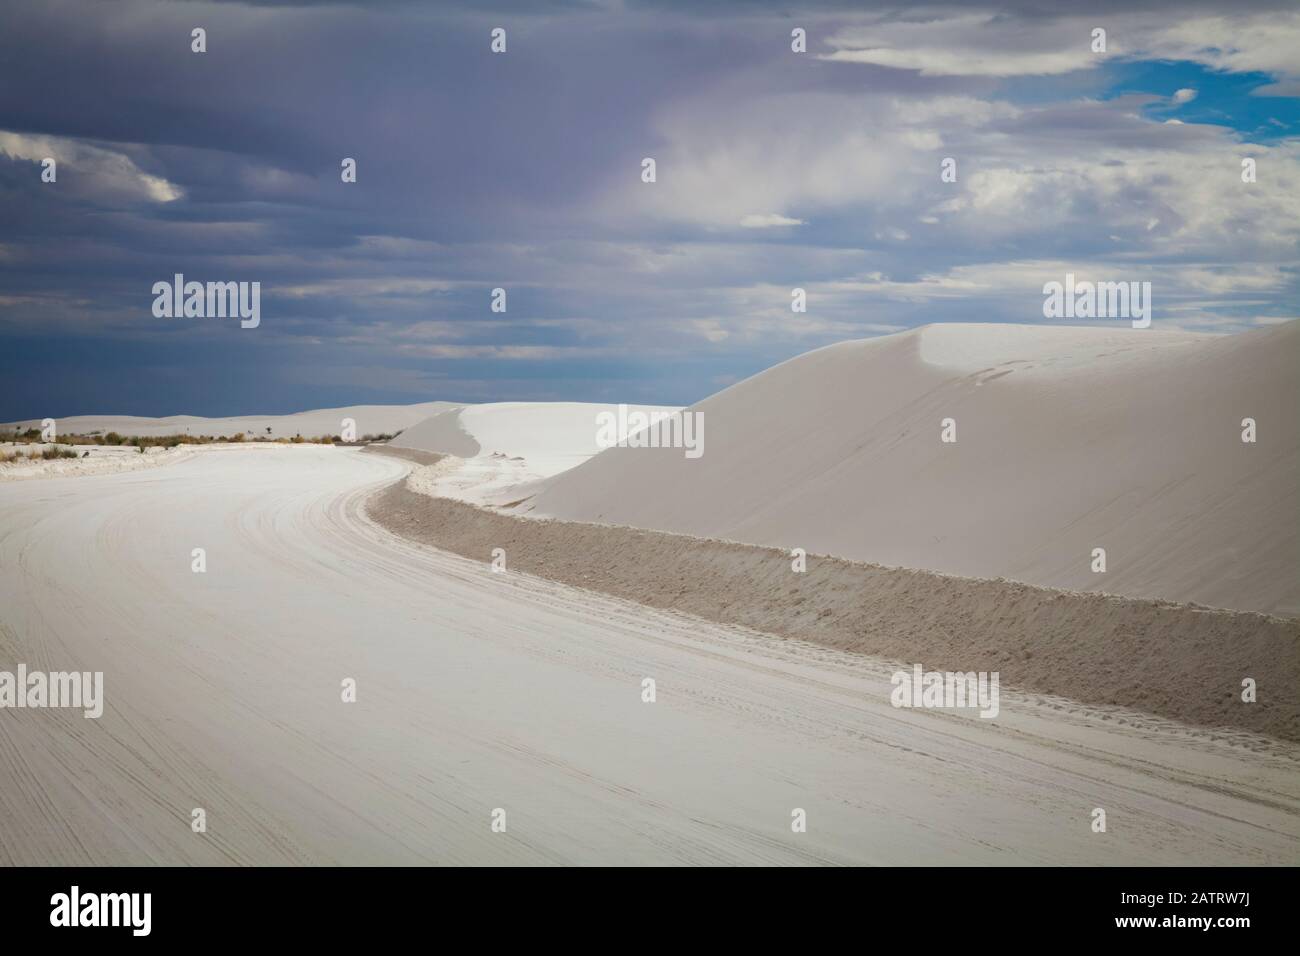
top-left (372, 472), bottom-right (1300, 741)
top-left (0, 440), bottom-right (339, 481)
top-left (1, 401), bottom-right (458, 441)
top-left (526, 322), bottom-right (1299, 616)
top-left (2, 447), bottom-right (1296, 864)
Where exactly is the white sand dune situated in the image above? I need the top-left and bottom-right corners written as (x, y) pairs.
top-left (527, 321), bottom-right (1299, 616)
top-left (1, 401), bottom-right (458, 441)
top-left (391, 401), bottom-right (679, 505)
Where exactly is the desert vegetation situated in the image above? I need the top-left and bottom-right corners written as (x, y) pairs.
top-left (2, 430), bottom-right (343, 449)
top-left (0, 445), bottom-right (80, 462)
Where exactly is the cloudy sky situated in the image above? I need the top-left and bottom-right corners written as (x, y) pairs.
top-left (1, 0), bottom-right (1297, 418)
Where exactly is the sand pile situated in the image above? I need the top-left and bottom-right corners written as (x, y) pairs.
top-left (525, 322), bottom-right (1299, 616)
top-left (371, 476), bottom-right (1300, 741)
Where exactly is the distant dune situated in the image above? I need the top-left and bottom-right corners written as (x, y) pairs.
top-left (390, 401), bottom-right (681, 502)
top-left (391, 401), bottom-right (681, 462)
top-left (526, 322), bottom-right (1299, 616)
top-left (1, 402), bottom-right (458, 440)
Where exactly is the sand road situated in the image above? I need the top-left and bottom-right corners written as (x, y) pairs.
top-left (0, 446), bottom-right (1296, 865)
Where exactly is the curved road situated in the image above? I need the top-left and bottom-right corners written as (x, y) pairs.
top-left (1, 446), bottom-right (1297, 864)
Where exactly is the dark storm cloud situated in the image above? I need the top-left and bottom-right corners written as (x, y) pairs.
top-left (1, 0), bottom-right (1297, 418)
